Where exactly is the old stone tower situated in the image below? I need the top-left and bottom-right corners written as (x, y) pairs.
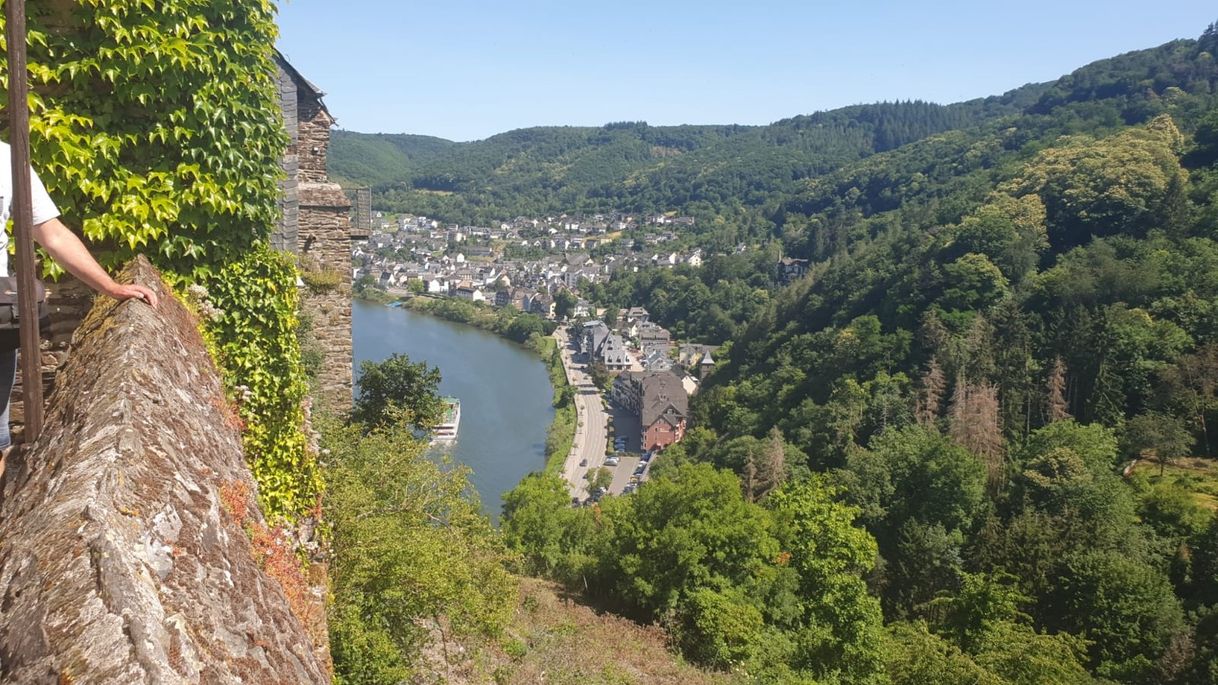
top-left (273, 52), bottom-right (368, 410)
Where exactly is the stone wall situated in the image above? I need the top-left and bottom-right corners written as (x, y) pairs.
top-left (7, 276), bottom-right (93, 443)
top-left (0, 257), bottom-right (328, 684)
top-left (297, 97), bottom-right (332, 184)
top-left (273, 56), bottom-right (354, 410)
top-left (299, 183), bottom-right (353, 411)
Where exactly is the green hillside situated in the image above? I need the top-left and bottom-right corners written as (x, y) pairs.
top-left (330, 97), bottom-right (1039, 223)
top-left (501, 24), bottom-right (1218, 685)
top-left (333, 36), bottom-right (1218, 234)
top-left (328, 130), bottom-right (457, 186)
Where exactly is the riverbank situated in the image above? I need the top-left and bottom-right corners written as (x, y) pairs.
top-left (536, 336), bottom-right (577, 473)
top-left (353, 300), bottom-right (556, 517)
top-left (398, 295), bottom-right (557, 346)
top-left (353, 286), bottom-right (397, 305)
top-left (356, 291), bottom-right (575, 476)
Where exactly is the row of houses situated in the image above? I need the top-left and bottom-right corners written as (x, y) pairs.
top-left (579, 307), bottom-right (722, 452)
top-left (358, 212), bottom-right (711, 299)
top-left (383, 211), bottom-right (695, 238)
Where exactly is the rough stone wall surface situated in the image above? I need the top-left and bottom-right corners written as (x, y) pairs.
top-left (300, 183), bottom-right (354, 410)
top-left (8, 276), bottom-right (93, 442)
top-left (297, 97), bottom-right (331, 184)
top-left (0, 257), bottom-right (328, 684)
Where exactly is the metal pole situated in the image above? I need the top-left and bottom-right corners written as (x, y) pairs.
top-left (6, 0), bottom-right (44, 442)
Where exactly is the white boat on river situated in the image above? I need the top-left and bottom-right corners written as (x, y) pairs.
top-left (431, 397), bottom-right (461, 445)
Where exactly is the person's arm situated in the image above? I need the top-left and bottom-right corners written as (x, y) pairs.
top-left (31, 217), bottom-right (158, 307)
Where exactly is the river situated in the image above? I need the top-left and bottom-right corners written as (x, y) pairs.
top-left (352, 299), bottom-right (554, 519)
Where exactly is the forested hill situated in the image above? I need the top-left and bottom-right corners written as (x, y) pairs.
top-left (330, 95), bottom-right (1041, 223)
top-left (328, 131), bottom-right (456, 187)
top-left (498, 24), bottom-right (1218, 685)
top-left (332, 37), bottom-right (1210, 229)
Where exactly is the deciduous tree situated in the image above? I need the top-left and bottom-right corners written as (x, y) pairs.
top-left (351, 353), bottom-right (444, 430)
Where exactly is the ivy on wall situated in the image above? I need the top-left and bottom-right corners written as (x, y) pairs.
top-left (200, 246), bottom-right (319, 519)
top-left (9, 0), bottom-right (287, 276)
top-left (1, 1), bottom-right (318, 521)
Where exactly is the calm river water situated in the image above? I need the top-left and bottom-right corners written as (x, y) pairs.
top-left (352, 299), bottom-right (554, 519)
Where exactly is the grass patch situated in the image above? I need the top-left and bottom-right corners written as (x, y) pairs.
top-left (535, 336), bottom-right (576, 473)
top-left (1129, 456), bottom-right (1218, 511)
top-left (353, 286), bottom-right (397, 305)
top-left (299, 267), bottom-right (344, 292)
top-left (452, 577), bottom-right (741, 685)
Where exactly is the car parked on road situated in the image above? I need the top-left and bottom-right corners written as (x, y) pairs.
top-left (604, 456), bottom-right (620, 467)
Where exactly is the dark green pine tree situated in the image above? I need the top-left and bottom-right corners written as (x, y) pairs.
top-left (1200, 19), bottom-right (1218, 54)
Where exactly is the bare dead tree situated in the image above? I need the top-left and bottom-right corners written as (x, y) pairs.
top-left (1046, 357), bottom-right (1071, 424)
top-left (916, 358), bottom-right (946, 429)
top-left (949, 375), bottom-right (1006, 493)
top-left (756, 426), bottom-right (788, 499)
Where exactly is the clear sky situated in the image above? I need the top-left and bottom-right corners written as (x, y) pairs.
top-left (276, 1), bottom-right (1216, 142)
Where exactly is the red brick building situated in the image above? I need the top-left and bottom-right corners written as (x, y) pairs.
top-left (611, 370), bottom-right (689, 451)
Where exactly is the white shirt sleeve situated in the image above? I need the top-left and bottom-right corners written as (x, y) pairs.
top-left (28, 165), bottom-right (60, 226)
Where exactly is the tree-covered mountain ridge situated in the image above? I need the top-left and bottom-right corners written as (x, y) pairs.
top-left (331, 35), bottom-right (1206, 227)
top-left (331, 96), bottom-right (1036, 221)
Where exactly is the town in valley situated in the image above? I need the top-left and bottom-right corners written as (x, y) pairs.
top-left (354, 209), bottom-right (808, 502)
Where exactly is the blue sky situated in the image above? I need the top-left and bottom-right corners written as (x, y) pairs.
top-left (276, 1), bottom-right (1216, 141)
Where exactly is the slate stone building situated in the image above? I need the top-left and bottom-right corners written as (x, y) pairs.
top-left (273, 52), bottom-right (369, 410)
top-left (610, 370), bottom-right (689, 452)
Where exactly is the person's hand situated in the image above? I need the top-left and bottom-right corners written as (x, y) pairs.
top-left (108, 283), bottom-right (159, 308)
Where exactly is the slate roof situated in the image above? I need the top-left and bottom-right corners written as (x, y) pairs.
top-left (602, 334), bottom-right (630, 367)
top-left (638, 322), bottom-right (671, 344)
top-left (273, 49), bottom-right (327, 100)
top-left (584, 322), bottom-right (610, 355)
top-left (640, 371), bottom-right (688, 428)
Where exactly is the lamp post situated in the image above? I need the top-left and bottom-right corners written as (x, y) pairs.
top-left (5, 0), bottom-right (45, 442)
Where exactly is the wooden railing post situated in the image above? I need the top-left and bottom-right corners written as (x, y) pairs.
top-left (6, 0), bottom-right (45, 441)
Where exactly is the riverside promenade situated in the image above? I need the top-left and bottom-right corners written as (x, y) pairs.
top-left (552, 327), bottom-right (611, 499)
